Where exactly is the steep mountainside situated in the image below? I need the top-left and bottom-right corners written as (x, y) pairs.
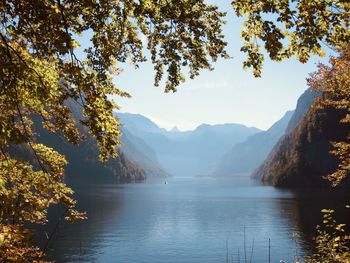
top-left (285, 88), bottom-right (321, 133)
top-left (13, 102), bottom-right (150, 187)
top-left (255, 106), bottom-right (350, 187)
top-left (214, 110), bottom-right (293, 175)
top-left (118, 113), bottom-right (261, 176)
top-left (120, 128), bottom-right (169, 178)
top-left (251, 88), bottom-right (320, 180)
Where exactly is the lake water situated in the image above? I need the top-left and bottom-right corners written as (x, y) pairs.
top-left (45, 176), bottom-right (349, 262)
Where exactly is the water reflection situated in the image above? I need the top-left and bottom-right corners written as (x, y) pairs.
top-left (276, 188), bottom-right (350, 255)
top-left (41, 177), bottom-right (349, 262)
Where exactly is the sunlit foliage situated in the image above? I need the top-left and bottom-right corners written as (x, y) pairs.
top-left (301, 46), bottom-right (350, 263)
top-left (305, 209), bottom-right (350, 263)
top-left (0, 0), bottom-right (228, 260)
top-left (232, 0), bottom-right (350, 76)
top-left (0, 224), bottom-right (47, 262)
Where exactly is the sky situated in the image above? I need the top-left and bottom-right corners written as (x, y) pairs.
top-left (109, 1), bottom-right (329, 131)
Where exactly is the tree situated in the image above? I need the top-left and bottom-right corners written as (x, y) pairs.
top-left (307, 46), bottom-right (350, 186)
top-left (0, 0), bottom-right (349, 261)
top-left (305, 209), bottom-right (350, 263)
top-left (304, 48), bottom-right (350, 262)
top-left (232, 0), bottom-right (350, 76)
top-left (0, 0), bottom-right (228, 260)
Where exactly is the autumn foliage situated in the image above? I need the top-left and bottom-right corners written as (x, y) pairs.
top-left (308, 46), bottom-right (350, 186)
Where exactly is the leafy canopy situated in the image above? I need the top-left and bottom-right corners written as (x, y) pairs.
top-left (0, 0), bottom-right (227, 259)
top-left (232, 0), bottom-right (350, 76)
top-left (305, 209), bottom-right (350, 263)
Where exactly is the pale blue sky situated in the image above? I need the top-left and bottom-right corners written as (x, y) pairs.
top-left (111, 2), bottom-right (329, 131)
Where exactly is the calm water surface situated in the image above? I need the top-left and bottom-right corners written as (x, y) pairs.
top-left (45, 176), bottom-right (349, 262)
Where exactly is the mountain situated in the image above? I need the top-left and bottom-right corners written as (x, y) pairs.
top-left (251, 89), bottom-right (320, 182)
top-left (120, 128), bottom-right (169, 178)
top-left (255, 105), bottom-right (349, 187)
top-left (118, 113), bottom-right (168, 135)
top-left (214, 110), bottom-right (294, 175)
top-left (11, 102), bottom-right (153, 187)
top-left (170, 126), bottom-right (180, 132)
top-left (251, 88), bottom-right (320, 181)
top-left (285, 88), bottom-right (322, 133)
top-left (250, 88), bottom-right (350, 187)
top-left (12, 124), bottom-right (146, 188)
top-left (118, 113), bottom-right (261, 176)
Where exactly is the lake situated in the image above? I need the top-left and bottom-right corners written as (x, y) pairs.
top-left (44, 176), bottom-right (349, 262)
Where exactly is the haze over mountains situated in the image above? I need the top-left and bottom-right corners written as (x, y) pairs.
top-left (120, 129), bottom-right (169, 178)
top-left (214, 110), bottom-right (294, 175)
top-left (117, 113), bottom-right (261, 177)
top-left (116, 87), bottom-right (318, 179)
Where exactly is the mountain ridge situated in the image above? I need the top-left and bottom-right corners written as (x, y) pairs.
top-left (252, 88), bottom-right (321, 181)
top-left (117, 112), bottom-right (261, 176)
top-left (214, 110), bottom-right (294, 176)
top-left (250, 88), bottom-right (350, 188)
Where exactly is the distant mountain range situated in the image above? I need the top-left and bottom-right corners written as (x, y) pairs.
top-left (12, 104), bottom-right (261, 184)
top-left (117, 113), bottom-right (261, 177)
top-left (214, 110), bottom-right (294, 175)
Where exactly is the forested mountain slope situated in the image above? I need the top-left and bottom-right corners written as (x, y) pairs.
top-left (255, 105), bottom-right (350, 187)
top-left (251, 88), bottom-right (320, 181)
top-left (12, 102), bottom-right (149, 187)
top-left (252, 87), bottom-right (350, 187)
